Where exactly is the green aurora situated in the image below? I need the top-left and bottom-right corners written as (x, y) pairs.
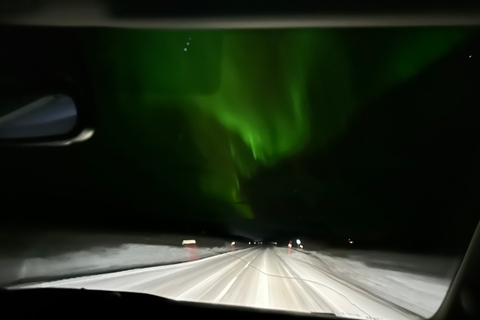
top-left (84, 28), bottom-right (470, 219)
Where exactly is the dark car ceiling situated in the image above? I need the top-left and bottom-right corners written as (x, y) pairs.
top-left (2, 1), bottom-right (480, 28)
top-left (0, 26), bottom-right (479, 255)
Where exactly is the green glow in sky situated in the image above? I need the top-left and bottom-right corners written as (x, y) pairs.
top-left (85, 28), bottom-right (469, 219)
top-left (196, 31), bottom-right (313, 164)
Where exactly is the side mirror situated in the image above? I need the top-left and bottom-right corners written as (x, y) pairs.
top-left (0, 94), bottom-right (93, 146)
top-left (0, 27), bottom-right (95, 147)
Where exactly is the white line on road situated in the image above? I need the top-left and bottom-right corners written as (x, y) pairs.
top-left (214, 276), bottom-right (238, 303)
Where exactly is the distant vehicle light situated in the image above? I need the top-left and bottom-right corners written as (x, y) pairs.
top-left (254, 242), bottom-right (256, 244)
top-left (349, 241), bottom-right (354, 244)
top-left (288, 244), bottom-right (292, 248)
top-left (231, 241), bottom-right (236, 246)
top-left (296, 239), bottom-right (301, 245)
top-left (182, 240), bottom-right (196, 245)
top-left (299, 245), bottom-right (304, 249)
top-left (249, 242), bottom-right (251, 245)
top-left (271, 242), bottom-right (277, 245)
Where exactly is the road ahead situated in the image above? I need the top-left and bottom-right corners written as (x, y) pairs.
top-left (21, 246), bottom-right (420, 320)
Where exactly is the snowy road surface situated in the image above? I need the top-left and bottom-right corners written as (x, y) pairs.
top-left (17, 246), bottom-right (432, 320)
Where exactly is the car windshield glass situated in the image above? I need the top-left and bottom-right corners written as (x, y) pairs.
top-left (2, 26), bottom-right (480, 320)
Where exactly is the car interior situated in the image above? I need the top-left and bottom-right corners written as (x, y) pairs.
top-left (1, 1), bottom-right (480, 320)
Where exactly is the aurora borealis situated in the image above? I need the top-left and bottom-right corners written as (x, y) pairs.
top-left (83, 27), bottom-right (469, 221)
top-left (1, 25), bottom-right (479, 254)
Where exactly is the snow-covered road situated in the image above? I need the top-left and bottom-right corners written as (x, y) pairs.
top-left (16, 246), bottom-right (439, 320)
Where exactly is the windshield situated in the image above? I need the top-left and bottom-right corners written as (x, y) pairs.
top-left (2, 26), bottom-right (480, 320)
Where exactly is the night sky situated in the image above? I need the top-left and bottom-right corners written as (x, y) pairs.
top-left (1, 27), bottom-right (479, 254)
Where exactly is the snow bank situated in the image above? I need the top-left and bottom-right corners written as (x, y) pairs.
top-left (292, 249), bottom-right (454, 318)
top-left (1, 244), bottom-right (234, 286)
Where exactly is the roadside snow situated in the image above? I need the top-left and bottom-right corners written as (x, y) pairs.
top-left (1, 244), bottom-right (234, 285)
top-left (291, 249), bottom-right (453, 318)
